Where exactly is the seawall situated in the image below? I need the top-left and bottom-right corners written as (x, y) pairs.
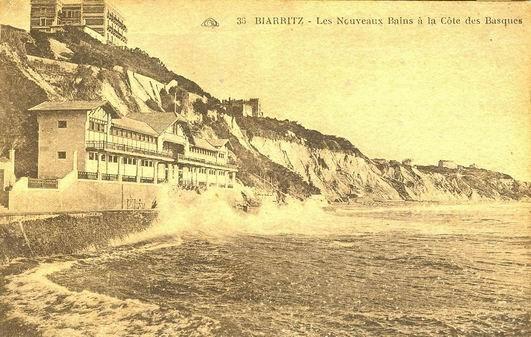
top-left (6, 179), bottom-right (161, 213)
top-left (0, 210), bottom-right (158, 261)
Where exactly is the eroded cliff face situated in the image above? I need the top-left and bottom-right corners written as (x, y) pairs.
top-left (248, 136), bottom-right (400, 200)
top-left (0, 25), bottom-right (529, 202)
top-left (231, 126), bottom-right (530, 202)
top-left (376, 163), bottom-right (531, 202)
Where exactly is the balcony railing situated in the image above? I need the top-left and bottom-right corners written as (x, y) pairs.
top-left (122, 175), bottom-right (136, 182)
top-left (176, 154), bottom-right (236, 169)
top-left (28, 178), bottom-right (59, 189)
top-left (101, 173), bottom-right (119, 181)
top-left (86, 141), bottom-right (172, 158)
top-left (78, 171), bottom-right (98, 180)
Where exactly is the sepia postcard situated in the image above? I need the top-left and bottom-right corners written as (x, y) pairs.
top-left (0, 0), bottom-right (529, 336)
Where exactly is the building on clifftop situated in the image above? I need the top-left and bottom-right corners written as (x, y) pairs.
top-left (438, 160), bottom-right (457, 169)
top-left (221, 98), bottom-right (262, 117)
top-left (30, 0), bottom-right (127, 47)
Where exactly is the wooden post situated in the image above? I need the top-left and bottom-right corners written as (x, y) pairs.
top-left (153, 161), bottom-right (159, 184)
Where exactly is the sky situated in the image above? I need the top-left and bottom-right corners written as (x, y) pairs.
top-left (1, 0), bottom-right (530, 180)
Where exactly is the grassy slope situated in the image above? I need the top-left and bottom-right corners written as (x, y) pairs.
top-left (26, 27), bottom-right (210, 99)
top-left (0, 26), bottom-right (46, 176)
top-left (237, 115), bottom-right (366, 157)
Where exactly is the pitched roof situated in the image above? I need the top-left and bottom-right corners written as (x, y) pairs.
top-left (28, 100), bottom-right (109, 112)
top-left (192, 136), bottom-right (218, 151)
top-left (207, 139), bottom-right (229, 148)
top-left (126, 112), bottom-right (186, 134)
top-left (111, 118), bottom-right (157, 136)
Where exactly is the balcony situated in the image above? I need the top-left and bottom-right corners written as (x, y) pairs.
top-left (122, 175), bottom-right (136, 182)
top-left (101, 173), bottom-right (118, 181)
top-left (176, 154), bottom-right (216, 165)
top-left (86, 141), bottom-right (172, 159)
top-left (175, 154), bottom-right (238, 171)
top-left (78, 171), bottom-right (98, 180)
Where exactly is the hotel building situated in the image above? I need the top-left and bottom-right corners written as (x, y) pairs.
top-left (30, 0), bottom-right (127, 47)
top-left (29, 101), bottom-right (237, 188)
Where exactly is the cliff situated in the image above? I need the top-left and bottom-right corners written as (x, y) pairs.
top-left (0, 25), bottom-right (529, 202)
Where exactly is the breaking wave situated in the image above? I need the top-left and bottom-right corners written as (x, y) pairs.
top-left (110, 186), bottom-right (343, 246)
top-left (112, 187), bottom-right (529, 247)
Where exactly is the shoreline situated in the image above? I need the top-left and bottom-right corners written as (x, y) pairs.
top-left (1, 199), bottom-right (528, 261)
top-left (0, 211), bottom-right (158, 262)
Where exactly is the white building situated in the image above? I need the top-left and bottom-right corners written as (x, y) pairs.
top-left (29, 100), bottom-right (237, 188)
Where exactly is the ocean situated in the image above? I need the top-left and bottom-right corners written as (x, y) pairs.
top-left (0, 199), bottom-right (529, 337)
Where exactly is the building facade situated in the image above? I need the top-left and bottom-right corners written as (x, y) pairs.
top-left (222, 98), bottom-right (262, 117)
top-left (29, 101), bottom-right (237, 188)
top-left (438, 160), bottom-right (457, 169)
top-left (30, 0), bottom-right (127, 47)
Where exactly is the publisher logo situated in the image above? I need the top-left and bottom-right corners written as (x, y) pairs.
top-left (201, 18), bottom-right (220, 29)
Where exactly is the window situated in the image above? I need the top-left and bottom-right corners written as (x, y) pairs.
top-left (40, 17), bottom-right (46, 26)
top-left (58, 151), bottom-right (67, 159)
top-left (58, 120), bottom-right (67, 128)
top-left (101, 155), bottom-right (106, 162)
top-left (89, 152), bottom-right (96, 160)
top-left (89, 120), bottom-right (106, 133)
top-left (125, 157), bottom-right (138, 165)
top-left (108, 155), bottom-right (118, 163)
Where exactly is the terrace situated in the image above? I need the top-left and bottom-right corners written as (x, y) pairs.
top-left (86, 140), bottom-right (173, 160)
